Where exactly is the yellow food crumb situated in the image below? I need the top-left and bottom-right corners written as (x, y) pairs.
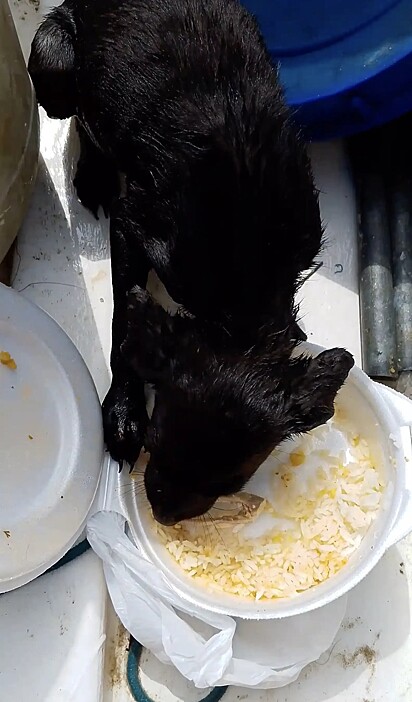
top-left (0, 351), bottom-right (16, 370)
top-left (290, 451), bottom-right (305, 467)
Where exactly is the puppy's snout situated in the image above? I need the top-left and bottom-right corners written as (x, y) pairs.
top-left (152, 509), bottom-right (179, 527)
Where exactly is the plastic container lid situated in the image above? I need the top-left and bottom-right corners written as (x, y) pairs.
top-left (0, 284), bottom-right (104, 592)
top-left (242, 0), bottom-right (412, 139)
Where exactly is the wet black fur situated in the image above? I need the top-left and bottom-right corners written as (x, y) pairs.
top-left (29, 0), bottom-right (354, 524)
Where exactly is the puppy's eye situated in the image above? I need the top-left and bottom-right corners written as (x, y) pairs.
top-left (201, 476), bottom-right (244, 497)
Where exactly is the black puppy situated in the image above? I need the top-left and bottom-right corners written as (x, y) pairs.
top-left (29, 0), bottom-right (353, 525)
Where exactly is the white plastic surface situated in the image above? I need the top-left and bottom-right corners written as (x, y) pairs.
top-left (0, 282), bottom-right (104, 591)
top-left (0, 549), bottom-right (107, 702)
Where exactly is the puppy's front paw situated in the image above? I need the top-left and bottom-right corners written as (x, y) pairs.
top-left (102, 382), bottom-right (147, 468)
top-left (74, 156), bottom-right (119, 219)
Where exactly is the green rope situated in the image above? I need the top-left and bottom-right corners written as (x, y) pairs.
top-left (0, 539), bottom-right (91, 596)
top-left (127, 638), bottom-right (229, 702)
top-left (44, 539), bottom-right (91, 575)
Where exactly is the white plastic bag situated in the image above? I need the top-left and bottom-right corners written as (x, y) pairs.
top-left (87, 509), bottom-right (347, 689)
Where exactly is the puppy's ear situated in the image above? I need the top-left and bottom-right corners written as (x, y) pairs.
top-left (285, 348), bottom-right (354, 433)
top-left (28, 7), bottom-right (76, 119)
top-left (121, 288), bottom-right (192, 385)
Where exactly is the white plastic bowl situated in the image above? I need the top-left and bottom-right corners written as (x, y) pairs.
top-left (121, 343), bottom-right (412, 620)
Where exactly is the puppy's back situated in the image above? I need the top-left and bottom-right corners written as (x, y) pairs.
top-left (75, 0), bottom-right (322, 332)
top-left (75, 0), bottom-right (274, 156)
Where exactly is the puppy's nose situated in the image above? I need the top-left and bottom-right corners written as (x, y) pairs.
top-left (153, 511), bottom-right (178, 527)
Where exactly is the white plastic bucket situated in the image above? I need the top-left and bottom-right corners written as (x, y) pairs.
top-left (0, 0), bottom-right (39, 264)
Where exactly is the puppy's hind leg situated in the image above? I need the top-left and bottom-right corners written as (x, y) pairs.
top-left (74, 121), bottom-right (120, 219)
top-left (28, 0), bottom-right (77, 119)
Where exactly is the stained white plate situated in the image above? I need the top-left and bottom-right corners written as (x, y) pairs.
top-left (0, 283), bottom-right (104, 592)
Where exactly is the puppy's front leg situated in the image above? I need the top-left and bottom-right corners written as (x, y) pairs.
top-left (74, 120), bottom-right (120, 219)
top-left (102, 195), bottom-right (150, 467)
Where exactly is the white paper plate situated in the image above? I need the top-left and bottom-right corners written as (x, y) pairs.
top-left (0, 283), bottom-right (104, 592)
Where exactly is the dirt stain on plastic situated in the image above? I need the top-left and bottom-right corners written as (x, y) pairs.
top-left (338, 634), bottom-right (381, 699)
top-left (106, 623), bottom-right (129, 689)
top-left (27, 0), bottom-right (40, 11)
top-left (339, 644), bottom-right (376, 669)
top-left (342, 616), bottom-right (362, 631)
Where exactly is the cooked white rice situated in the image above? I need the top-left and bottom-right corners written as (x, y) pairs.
top-left (154, 413), bottom-right (385, 601)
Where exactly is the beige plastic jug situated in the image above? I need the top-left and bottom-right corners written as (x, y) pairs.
top-left (0, 0), bottom-right (39, 264)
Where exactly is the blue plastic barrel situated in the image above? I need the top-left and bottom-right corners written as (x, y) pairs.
top-left (242, 0), bottom-right (412, 139)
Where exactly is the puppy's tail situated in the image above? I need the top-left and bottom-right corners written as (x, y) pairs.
top-left (28, 0), bottom-right (77, 119)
